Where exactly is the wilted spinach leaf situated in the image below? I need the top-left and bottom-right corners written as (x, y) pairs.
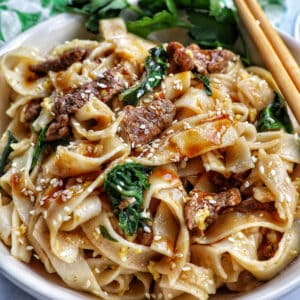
top-left (99, 225), bottom-right (118, 241)
top-left (30, 126), bottom-right (47, 172)
top-left (0, 131), bottom-right (18, 176)
top-left (103, 163), bottom-right (151, 236)
top-left (257, 92), bottom-right (294, 133)
top-left (193, 73), bottom-right (212, 96)
top-left (120, 45), bottom-right (169, 105)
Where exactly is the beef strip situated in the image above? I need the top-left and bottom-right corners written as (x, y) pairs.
top-left (166, 42), bottom-right (195, 74)
top-left (24, 99), bottom-right (41, 122)
top-left (257, 228), bottom-right (282, 260)
top-left (166, 42), bottom-right (236, 75)
top-left (184, 188), bottom-right (241, 232)
top-left (45, 67), bottom-right (130, 141)
top-left (136, 228), bottom-right (153, 247)
top-left (53, 81), bottom-right (99, 115)
top-left (208, 171), bottom-right (251, 192)
top-left (222, 197), bottom-right (276, 214)
top-left (45, 114), bottom-right (70, 141)
top-left (122, 98), bottom-right (176, 147)
top-left (29, 47), bottom-right (88, 76)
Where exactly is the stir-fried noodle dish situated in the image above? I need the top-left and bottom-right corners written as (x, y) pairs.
top-left (0, 18), bottom-right (300, 299)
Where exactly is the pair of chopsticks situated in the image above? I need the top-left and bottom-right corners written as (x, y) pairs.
top-left (234, 0), bottom-right (300, 124)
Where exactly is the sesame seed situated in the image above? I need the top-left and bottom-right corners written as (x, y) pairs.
top-left (94, 267), bottom-right (100, 274)
top-left (85, 280), bottom-right (91, 288)
top-left (167, 129), bottom-right (174, 135)
top-left (33, 254), bottom-right (40, 260)
top-left (64, 206), bottom-right (71, 213)
top-left (182, 265), bottom-right (191, 271)
top-left (209, 198), bottom-right (216, 204)
top-left (146, 153), bottom-right (154, 159)
top-left (26, 246), bottom-right (34, 251)
top-left (144, 226), bottom-right (151, 233)
top-left (259, 165), bottom-right (265, 174)
top-left (270, 170), bottom-right (276, 177)
top-left (154, 235), bottom-right (161, 241)
top-left (36, 186), bottom-right (43, 192)
top-left (50, 178), bottom-right (59, 187)
top-left (175, 253), bottom-right (183, 258)
top-left (244, 181), bottom-right (250, 188)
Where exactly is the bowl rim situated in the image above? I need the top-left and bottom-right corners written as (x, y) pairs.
top-left (0, 11), bottom-right (300, 300)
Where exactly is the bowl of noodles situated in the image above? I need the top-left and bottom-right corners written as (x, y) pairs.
top-left (0, 10), bottom-right (300, 300)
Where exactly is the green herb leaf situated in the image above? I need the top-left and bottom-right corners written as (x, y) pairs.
top-left (0, 131), bottom-right (18, 176)
top-left (193, 73), bottom-right (212, 96)
top-left (99, 225), bottom-right (118, 241)
top-left (187, 12), bottom-right (238, 48)
top-left (127, 10), bottom-right (189, 38)
top-left (170, 0), bottom-right (210, 10)
top-left (138, 0), bottom-right (177, 15)
top-left (103, 163), bottom-right (151, 236)
top-left (30, 126), bottom-right (47, 172)
top-left (209, 0), bottom-right (235, 23)
top-left (63, 0), bottom-right (130, 34)
top-left (120, 45), bottom-right (169, 106)
top-left (257, 92), bottom-right (294, 133)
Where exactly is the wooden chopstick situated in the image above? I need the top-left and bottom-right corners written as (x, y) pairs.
top-left (234, 0), bottom-right (300, 124)
top-left (245, 0), bottom-right (300, 93)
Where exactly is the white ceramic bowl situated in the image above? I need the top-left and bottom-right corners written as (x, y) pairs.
top-left (1, 12), bottom-right (300, 300)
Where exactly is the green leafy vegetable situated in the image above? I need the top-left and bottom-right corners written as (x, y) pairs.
top-left (257, 92), bottom-right (294, 133)
top-left (30, 126), bottom-right (47, 172)
top-left (193, 73), bottom-right (212, 96)
top-left (120, 45), bottom-right (169, 106)
top-left (188, 12), bottom-right (238, 48)
top-left (60, 0), bottom-right (285, 62)
top-left (209, 0), bottom-right (235, 23)
top-left (103, 162), bottom-right (151, 236)
top-left (0, 131), bottom-right (18, 176)
top-left (99, 225), bottom-right (117, 241)
top-left (127, 10), bottom-right (189, 38)
top-left (138, 0), bottom-right (177, 15)
top-left (57, 0), bottom-right (130, 33)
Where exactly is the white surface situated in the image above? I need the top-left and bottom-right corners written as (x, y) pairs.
top-left (1, 3), bottom-right (300, 300)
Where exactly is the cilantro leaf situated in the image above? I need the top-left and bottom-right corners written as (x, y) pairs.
top-left (209, 0), bottom-right (235, 23)
top-left (127, 10), bottom-right (189, 38)
top-left (188, 12), bottom-right (238, 48)
top-left (138, 0), bottom-right (177, 15)
top-left (63, 0), bottom-right (130, 34)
